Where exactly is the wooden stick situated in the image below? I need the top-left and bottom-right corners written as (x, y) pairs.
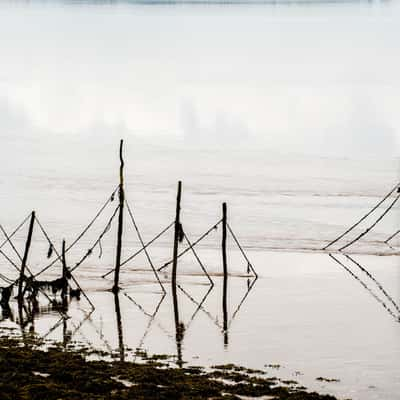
top-left (172, 181), bottom-right (182, 299)
top-left (113, 140), bottom-right (125, 293)
top-left (222, 203), bottom-right (228, 346)
top-left (18, 211), bottom-right (35, 302)
top-left (172, 181), bottom-right (183, 366)
top-left (61, 239), bottom-right (68, 308)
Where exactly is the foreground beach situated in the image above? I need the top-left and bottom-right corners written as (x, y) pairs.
top-left (0, 334), bottom-right (339, 400)
top-left (1, 250), bottom-right (399, 400)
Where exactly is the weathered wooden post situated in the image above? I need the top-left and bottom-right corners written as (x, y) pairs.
top-left (172, 181), bottom-right (182, 295)
top-left (172, 181), bottom-right (183, 366)
top-left (18, 211), bottom-right (35, 302)
top-left (113, 139), bottom-right (125, 293)
top-left (222, 202), bottom-right (228, 346)
top-left (61, 239), bottom-right (68, 308)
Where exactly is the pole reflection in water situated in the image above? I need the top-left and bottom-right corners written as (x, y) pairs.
top-left (172, 284), bottom-right (184, 368)
top-left (223, 278), bottom-right (228, 347)
top-left (114, 292), bottom-right (125, 362)
top-left (222, 203), bottom-right (228, 347)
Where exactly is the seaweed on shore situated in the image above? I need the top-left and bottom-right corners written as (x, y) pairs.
top-left (0, 335), bottom-right (339, 400)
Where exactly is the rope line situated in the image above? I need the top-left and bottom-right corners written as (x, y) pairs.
top-left (0, 223), bottom-right (54, 303)
top-left (35, 216), bottom-right (61, 259)
top-left (183, 232), bottom-right (213, 286)
top-left (0, 213), bottom-right (31, 249)
top-left (0, 224), bottom-right (23, 262)
top-left (125, 199), bottom-right (165, 293)
top-left (68, 186), bottom-right (119, 253)
top-left (122, 222), bottom-right (174, 267)
top-left (70, 205), bottom-right (119, 273)
top-left (323, 183), bottom-right (400, 250)
top-left (339, 194), bottom-right (400, 251)
top-left (34, 187), bottom-right (119, 278)
top-left (30, 216), bottom-right (95, 309)
top-left (0, 249), bottom-right (20, 272)
top-left (32, 216), bottom-right (63, 278)
top-left (384, 229), bottom-right (400, 244)
top-left (157, 219), bottom-right (222, 272)
top-left (101, 221), bottom-right (174, 278)
top-left (0, 270), bottom-right (14, 285)
top-left (227, 223), bottom-right (258, 278)
top-left (69, 272), bottom-right (95, 310)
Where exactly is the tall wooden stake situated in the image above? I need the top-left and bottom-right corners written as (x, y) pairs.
top-left (222, 202), bottom-right (228, 346)
top-left (18, 211), bottom-right (35, 302)
top-left (172, 181), bottom-right (183, 365)
top-left (172, 181), bottom-right (182, 294)
top-left (113, 139), bottom-right (125, 293)
top-left (61, 239), bottom-right (68, 308)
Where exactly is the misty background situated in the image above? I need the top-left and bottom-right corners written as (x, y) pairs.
top-left (0, 1), bottom-right (399, 157)
top-left (0, 0), bottom-right (398, 255)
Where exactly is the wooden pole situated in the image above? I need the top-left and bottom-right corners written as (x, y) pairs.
top-left (172, 181), bottom-right (182, 294)
top-left (61, 239), bottom-right (68, 308)
top-left (172, 181), bottom-right (183, 366)
top-left (222, 202), bottom-right (228, 346)
top-left (113, 139), bottom-right (125, 293)
top-left (18, 211), bottom-right (35, 302)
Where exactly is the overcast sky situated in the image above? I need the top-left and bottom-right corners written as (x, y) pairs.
top-left (0, 1), bottom-right (399, 157)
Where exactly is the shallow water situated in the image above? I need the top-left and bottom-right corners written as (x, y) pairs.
top-left (2, 251), bottom-right (400, 400)
top-left (0, 1), bottom-right (400, 399)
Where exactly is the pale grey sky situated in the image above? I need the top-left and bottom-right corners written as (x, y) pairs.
top-left (0, 1), bottom-right (399, 156)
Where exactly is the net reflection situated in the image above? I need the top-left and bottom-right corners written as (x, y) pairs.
top-left (328, 253), bottom-right (400, 322)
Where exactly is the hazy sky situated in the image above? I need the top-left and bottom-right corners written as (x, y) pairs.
top-left (0, 1), bottom-right (399, 156)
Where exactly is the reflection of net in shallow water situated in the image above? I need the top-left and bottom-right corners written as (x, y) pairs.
top-left (328, 253), bottom-right (400, 322)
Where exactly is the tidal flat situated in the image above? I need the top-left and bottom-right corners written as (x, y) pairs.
top-left (0, 334), bottom-right (339, 400)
